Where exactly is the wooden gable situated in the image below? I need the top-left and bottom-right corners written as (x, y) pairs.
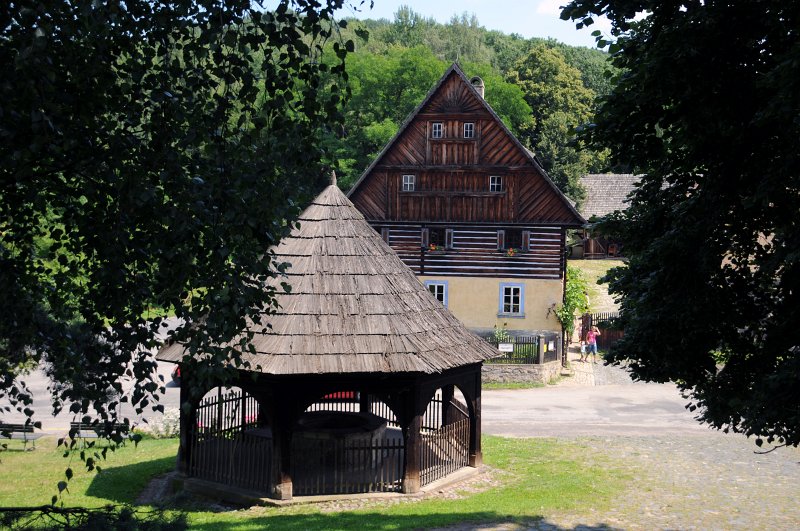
top-left (349, 64), bottom-right (585, 228)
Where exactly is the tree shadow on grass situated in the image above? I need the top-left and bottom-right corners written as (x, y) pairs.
top-left (85, 455), bottom-right (176, 504)
top-left (187, 512), bottom-right (625, 530)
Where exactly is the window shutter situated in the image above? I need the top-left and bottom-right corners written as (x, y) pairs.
top-left (445, 229), bottom-right (454, 249)
top-left (521, 230), bottom-right (530, 251)
top-left (421, 228), bottom-right (429, 248)
top-left (497, 230), bottom-right (505, 250)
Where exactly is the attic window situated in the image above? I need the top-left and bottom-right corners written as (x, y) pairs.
top-left (432, 122), bottom-right (443, 139)
top-left (463, 122), bottom-right (475, 138)
top-left (489, 175), bottom-right (503, 192)
top-left (402, 174), bottom-right (415, 191)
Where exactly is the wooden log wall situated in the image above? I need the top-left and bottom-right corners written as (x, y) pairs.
top-left (353, 169), bottom-right (578, 226)
top-left (381, 223), bottom-right (564, 279)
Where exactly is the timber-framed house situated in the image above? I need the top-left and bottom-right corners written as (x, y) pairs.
top-left (348, 63), bottom-right (585, 337)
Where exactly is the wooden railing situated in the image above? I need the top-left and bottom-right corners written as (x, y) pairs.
top-left (190, 388), bottom-right (471, 496)
top-left (292, 435), bottom-right (405, 495)
top-left (190, 389), bottom-right (271, 493)
top-left (420, 417), bottom-right (470, 486)
top-left (195, 388), bottom-right (259, 439)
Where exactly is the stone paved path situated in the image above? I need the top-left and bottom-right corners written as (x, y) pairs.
top-left (474, 350), bottom-right (800, 531)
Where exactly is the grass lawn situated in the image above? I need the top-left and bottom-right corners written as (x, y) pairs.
top-left (0, 435), bottom-right (628, 530)
top-left (0, 437), bottom-right (178, 508)
top-left (571, 259), bottom-right (625, 313)
top-left (482, 382), bottom-right (545, 390)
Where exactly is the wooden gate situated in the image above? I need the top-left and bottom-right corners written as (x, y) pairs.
top-left (581, 312), bottom-right (624, 351)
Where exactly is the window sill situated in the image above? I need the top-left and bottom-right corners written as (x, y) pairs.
top-left (497, 313), bottom-right (526, 319)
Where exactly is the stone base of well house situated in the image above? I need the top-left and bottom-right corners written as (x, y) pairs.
top-left (481, 361), bottom-right (563, 385)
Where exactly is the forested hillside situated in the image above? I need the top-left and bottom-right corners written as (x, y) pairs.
top-left (326, 7), bottom-right (616, 201)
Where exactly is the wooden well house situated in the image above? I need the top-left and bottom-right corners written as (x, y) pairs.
top-left (157, 178), bottom-right (499, 500)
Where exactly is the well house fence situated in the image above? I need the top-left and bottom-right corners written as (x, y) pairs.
top-left (190, 388), bottom-right (471, 496)
top-left (189, 389), bottom-right (271, 493)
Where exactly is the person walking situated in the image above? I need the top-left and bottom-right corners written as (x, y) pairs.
top-left (586, 325), bottom-right (601, 364)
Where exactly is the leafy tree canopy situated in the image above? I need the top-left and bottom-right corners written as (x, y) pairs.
top-left (326, 46), bottom-right (534, 190)
top-left (507, 43), bottom-right (605, 201)
top-left (0, 0), bottom-right (356, 462)
top-left (563, 0), bottom-right (800, 446)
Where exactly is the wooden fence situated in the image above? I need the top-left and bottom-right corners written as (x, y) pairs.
top-left (483, 333), bottom-right (560, 364)
top-left (292, 435), bottom-right (405, 495)
top-left (581, 312), bottom-right (624, 351)
top-left (190, 389), bottom-right (271, 492)
top-left (420, 417), bottom-right (470, 486)
top-left (189, 388), bottom-right (472, 496)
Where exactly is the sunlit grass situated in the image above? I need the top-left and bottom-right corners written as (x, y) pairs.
top-left (0, 435), bottom-right (628, 530)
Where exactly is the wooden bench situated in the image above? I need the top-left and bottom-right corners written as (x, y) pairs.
top-left (0, 423), bottom-right (44, 450)
top-left (70, 422), bottom-right (131, 443)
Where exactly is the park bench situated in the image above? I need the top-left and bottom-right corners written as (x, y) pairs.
top-left (0, 423), bottom-right (44, 450)
top-left (69, 421), bottom-right (131, 444)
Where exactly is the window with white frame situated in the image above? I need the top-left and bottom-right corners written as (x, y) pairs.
top-left (431, 122), bottom-right (443, 139)
top-left (402, 174), bottom-right (415, 191)
top-left (489, 175), bottom-right (503, 192)
top-left (463, 122), bottom-right (475, 138)
top-left (425, 281), bottom-right (448, 307)
top-left (499, 283), bottom-right (524, 316)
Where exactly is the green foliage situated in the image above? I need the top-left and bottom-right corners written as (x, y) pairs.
top-left (0, 506), bottom-right (186, 531)
top-left (331, 9), bottom-right (617, 195)
top-left (492, 323), bottom-right (512, 343)
top-left (564, 0), bottom-right (800, 446)
top-left (553, 266), bottom-right (590, 335)
top-left (328, 47), bottom-right (536, 188)
top-left (507, 44), bottom-right (602, 201)
top-left (0, 0), bottom-right (355, 475)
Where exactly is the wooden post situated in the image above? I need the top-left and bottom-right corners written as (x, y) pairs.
top-left (177, 375), bottom-right (193, 474)
top-left (441, 385), bottom-right (454, 426)
top-left (359, 391), bottom-right (370, 414)
top-left (402, 413), bottom-right (422, 493)
top-left (468, 370), bottom-right (482, 467)
top-left (538, 334), bottom-right (545, 365)
top-left (269, 394), bottom-right (294, 500)
top-left (177, 366), bottom-right (199, 475)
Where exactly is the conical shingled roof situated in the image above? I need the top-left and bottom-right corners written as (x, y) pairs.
top-left (157, 183), bottom-right (499, 374)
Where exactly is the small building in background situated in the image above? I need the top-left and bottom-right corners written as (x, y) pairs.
top-left (576, 173), bottom-right (640, 259)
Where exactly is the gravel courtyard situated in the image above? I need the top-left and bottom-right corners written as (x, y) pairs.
top-left (478, 357), bottom-right (800, 530)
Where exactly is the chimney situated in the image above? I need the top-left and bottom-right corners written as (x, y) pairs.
top-left (470, 76), bottom-right (485, 99)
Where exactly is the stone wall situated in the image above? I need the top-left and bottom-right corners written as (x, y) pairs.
top-left (482, 362), bottom-right (563, 385)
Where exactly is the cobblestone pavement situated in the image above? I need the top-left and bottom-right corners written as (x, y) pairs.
top-left (535, 433), bottom-right (800, 530)
top-left (475, 350), bottom-right (800, 531)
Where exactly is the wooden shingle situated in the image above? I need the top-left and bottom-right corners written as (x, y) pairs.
top-left (158, 182), bottom-right (499, 374)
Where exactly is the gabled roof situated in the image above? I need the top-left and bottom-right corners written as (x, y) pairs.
top-left (579, 174), bottom-right (640, 219)
top-left (347, 62), bottom-right (585, 226)
top-left (157, 180), bottom-right (499, 375)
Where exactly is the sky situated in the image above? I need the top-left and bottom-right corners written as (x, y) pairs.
top-left (337, 0), bottom-right (611, 49)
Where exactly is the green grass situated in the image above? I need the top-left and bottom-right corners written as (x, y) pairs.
top-left (483, 382), bottom-right (545, 390)
top-left (0, 437), bottom-right (177, 507)
top-left (0, 435), bottom-right (628, 530)
top-left (571, 259), bottom-right (625, 313)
